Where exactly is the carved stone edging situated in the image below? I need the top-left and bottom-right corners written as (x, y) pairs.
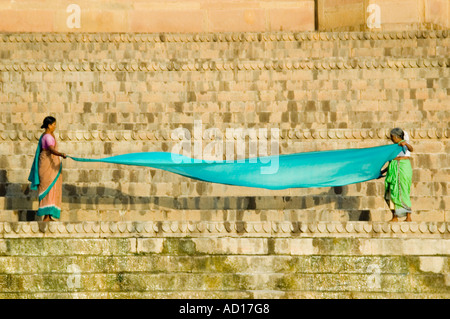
top-left (0, 221), bottom-right (448, 238)
top-left (0, 58), bottom-right (448, 72)
top-left (2, 128), bottom-right (448, 142)
top-left (0, 30), bottom-right (448, 44)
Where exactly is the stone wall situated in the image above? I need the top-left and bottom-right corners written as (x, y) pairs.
top-left (318, 0), bottom-right (450, 31)
top-left (0, 0), bottom-right (315, 33)
top-left (0, 30), bottom-right (448, 223)
top-left (0, 221), bottom-right (448, 298)
top-left (0, 0), bottom-right (448, 33)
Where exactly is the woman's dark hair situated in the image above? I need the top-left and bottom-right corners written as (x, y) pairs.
top-left (390, 127), bottom-right (404, 139)
top-left (41, 116), bottom-right (56, 129)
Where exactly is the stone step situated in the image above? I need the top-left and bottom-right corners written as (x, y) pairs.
top-left (0, 57), bottom-right (448, 75)
top-left (1, 193), bottom-right (448, 209)
top-left (2, 111), bottom-right (449, 125)
top-left (1, 133), bottom-right (448, 148)
top-left (2, 108), bottom-right (449, 120)
top-left (2, 76), bottom-right (450, 90)
top-left (1, 179), bottom-right (448, 196)
top-left (0, 272), bottom-right (448, 294)
top-left (5, 165), bottom-right (450, 183)
top-left (2, 121), bottom-right (449, 133)
top-left (1, 187), bottom-right (449, 206)
top-left (0, 32), bottom-right (447, 60)
top-left (0, 291), bottom-right (447, 299)
top-left (0, 220), bottom-right (448, 298)
top-left (2, 85), bottom-right (449, 100)
top-left (1, 30), bottom-right (448, 41)
top-left (1, 33), bottom-right (447, 48)
top-left (1, 44), bottom-right (447, 61)
top-left (0, 220), bottom-right (448, 238)
top-left (0, 254), bottom-right (442, 275)
top-left (3, 74), bottom-right (449, 87)
top-left (2, 178), bottom-right (449, 203)
top-left (0, 209), bottom-right (446, 222)
top-left (3, 112), bottom-right (449, 127)
top-left (2, 114), bottom-right (449, 129)
top-left (1, 138), bottom-right (448, 157)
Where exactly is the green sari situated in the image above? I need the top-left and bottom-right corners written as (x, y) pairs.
top-left (384, 159), bottom-right (412, 217)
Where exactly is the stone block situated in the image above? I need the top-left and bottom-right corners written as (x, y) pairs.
top-left (207, 8), bottom-right (266, 32)
top-left (193, 238), bottom-right (268, 255)
top-left (0, 9), bottom-right (54, 32)
top-left (268, 7), bottom-right (315, 32)
top-left (135, 238), bottom-right (164, 254)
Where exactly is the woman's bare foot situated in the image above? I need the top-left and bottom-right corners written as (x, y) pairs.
top-left (42, 215), bottom-right (55, 222)
top-left (390, 216), bottom-right (398, 222)
top-left (405, 213), bottom-right (412, 222)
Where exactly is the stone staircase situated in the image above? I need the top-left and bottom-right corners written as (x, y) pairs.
top-left (0, 30), bottom-right (449, 299)
top-left (0, 220), bottom-right (449, 298)
top-left (0, 30), bottom-right (449, 223)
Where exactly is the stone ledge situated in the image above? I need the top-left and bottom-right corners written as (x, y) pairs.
top-left (0, 221), bottom-right (448, 238)
top-left (0, 291), bottom-right (446, 299)
top-left (0, 57), bottom-right (448, 72)
top-left (0, 30), bottom-right (448, 43)
top-left (2, 128), bottom-right (449, 142)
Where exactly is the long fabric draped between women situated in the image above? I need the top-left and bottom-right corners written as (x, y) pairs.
top-left (69, 144), bottom-right (402, 190)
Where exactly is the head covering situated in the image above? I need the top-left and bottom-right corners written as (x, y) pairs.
top-left (390, 127), bottom-right (404, 139)
top-left (403, 130), bottom-right (409, 141)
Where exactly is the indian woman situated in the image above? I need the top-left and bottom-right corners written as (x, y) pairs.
top-left (28, 116), bottom-right (67, 221)
top-left (381, 128), bottom-right (414, 222)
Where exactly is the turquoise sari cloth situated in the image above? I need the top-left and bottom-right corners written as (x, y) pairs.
top-left (28, 134), bottom-right (43, 191)
top-left (69, 144), bottom-right (401, 190)
top-left (28, 134), bottom-right (63, 199)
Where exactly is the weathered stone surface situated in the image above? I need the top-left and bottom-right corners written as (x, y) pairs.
top-left (0, 28), bottom-right (448, 298)
top-left (0, 1), bottom-right (448, 32)
top-left (318, 0), bottom-right (449, 31)
top-left (0, 221), bottom-right (448, 298)
top-left (0, 30), bottom-right (448, 223)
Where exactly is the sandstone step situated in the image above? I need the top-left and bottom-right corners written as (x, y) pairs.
top-left (2, 121), bottom-right (448, 135)
top-left (0, 272), bottom-right (448, 294)
top-left (0, 209), bottom-right (446, 223)
top-left (0, 291), bottom-right (448, 299)
top-left (2, 77), bottom-right (450, 93)
top-left (0, 220), bottom-right (448, 238)
top-left (2, 109), bottom-right (449, 123)
top-left (0, 220), bottom-right (448, 298)
top-left (2, 85), bottom-right (449, 101)
top-left (2, 76), bottom-right (449, 89)
top-left (2, 122), bottom-right (449, 134)
top-left (0, 120), bottom-right (448, 136)
top-left (4, 166), bottom-right (449, 184)
top-left (2, 178), bottom-right (448, 195)
top-left (0, 254), bottom-right (441, 275)
top-left (1, 44), bottom-right (447, 61)
top-left (1, 34), bottom-right (447, 49)
top-left (0, 28), bottom-right (448, 299)
top-left (0, 31), bottom-right (447, 60)
top-left (0, 58), bottom-right (448, 76)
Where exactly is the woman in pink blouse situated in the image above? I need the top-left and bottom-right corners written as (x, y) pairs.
top-left (28, 116), bottom-right (68, 221)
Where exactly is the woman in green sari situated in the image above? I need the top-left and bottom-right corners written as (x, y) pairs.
top-left (381, 128), bottom-right (414, 222)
